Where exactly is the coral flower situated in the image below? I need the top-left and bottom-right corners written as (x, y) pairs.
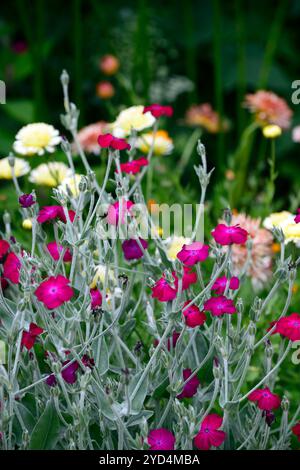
top-left (212, 224), bottom-right (248, 245)
top-left (107, 199), bottom-right (134, 225)
top-left (0, 239), bottom-right (10, 260)
top-left (295, 209), bottom-right (300, 224)
top-left (34, 275), bottom-right (74, 310)
top-left (183, 301), bottom-right (206, 328)
top-left (96, 81), bottom-right (115, 99)
top-left (3, 252), bottom-right (21, 284)
top-left (173, 267), bottom-right (197, 291)
top-left (98, 133), bottom-right (131, 151)
top-left (37, 206), bottom-right (75, 224)
top-left (273, 313), bottom-right (300, 342)
top-left (117, 157), bottom-right (149, 175)
top-left (151, 277), bottom-right (177, 302)
top-left (248, 387), bottom-right (281, 411)
top-left (21, 323), bottom-right (44, 350)
top-left (292, 423), bottom-right (300, 442)
top-left (46, 241), bottom-right (72, 262)
top-left (76, 122), bottom-right (108, 154)
top-left (177, 242), bottom-right (209, 266)
top-left (194, 414), bottom-right (226, 450)
top-left (99, 54), bottom-right (120, 75)
top-left (203, 296), bottom-right (236, 316)
top-left (143, 104), bottom-right (173, 119)
top-left (185, 103), bottom-right (227, 133)
top-left (90, 288), bottom-right (102, 309)
top-left (122, 238), bottom-right (148, 260)
top-left (137, 130), bottom-right (173, 156)
top-left (211, 276), bottom-right (240, 295)
top-left (177, 369), bottom-right (200, 399)
top-left (19, 193), bottom-right (35, 208)
top-left (244, 90), bottom-right (292, 129)
top-left (147, 428), bottom-right (175, 451)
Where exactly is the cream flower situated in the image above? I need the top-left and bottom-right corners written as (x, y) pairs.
top-left (137, 130), bottom-right (174, 156)
top-left (58, 174), bottom-right (83, 197)
top-left (282, 223), bottom-right (300, 245)
top-left (13, 123), bottom-right (61, 156)
top-left (29, 162), bottom-right (72, 187)
top-left (165, 236), bottom-right (191, 261)
top-left (0, 157), bottom-right (30, 179)
top-left (112, 105), bottom-right (155, 137)
top-left (263, 211), bottom-right (294, 231)
top-left (90, 264), bottom-right (116, 289)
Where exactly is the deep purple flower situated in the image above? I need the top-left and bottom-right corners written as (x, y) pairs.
top-left (19, 193), bottom-right (35, 208)
top-left (61, 360), bottom-right (79, 384)
top-left (122, 238), bottom-right (148, 260)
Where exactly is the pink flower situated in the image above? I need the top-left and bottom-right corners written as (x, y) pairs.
top-left (97, 133), bottom-right (131, 151)
top-left (183, 301), bottom-right (207, 328)
top-left (35, 275), bottom-right (74, 310)
top-left (3, 252), bottom-right (21, 284)
top-left (21, 323), bottom-right (44, 351)
top-left (37, 206), bottom-right (75, 224)
top-left (46, 241), bottom-right (72, 262)
top-left (117, 157), bottom-right (149, 175)
top-left (90, 288), bottom-right (102, 309)
top-left (194, 414), bottom-right (226, 450)
top-left (143, 104), bottom-right (173, 119)
top-left (173, 267), bottom-right (197, 291)
top-left (177, 369), bottom-right (200, 399)
top-left (147, 428), bottom-right (175, 450)
top-left (248, 387), bottom-right (281, 411)
top-left (122, 238), bottom-right (148, 260)
top-left (211, 276), bottom-right (239, 295)
top-left (203, 296), bottom-right (236, 317)
top-left (0, 239), bottom-right (10, 260)
top-left (107, 199), bottom-right (134, 225)
top-left (76, 122), bottom-right (108, 154)
top-left (151, 277), bottom-right (177, 302)
top-left (294, 209), bottom-right (300, 224)
top-left (177, 242), bottom-right (209, 266)
top-left (212, 224), bottom-right (248, 245)
top-left (292, 423), bottom-right (300, 442)
top-left (244, 90), bottom-right (292, 129)
top-left (273, 313), bottom-right (300, 342)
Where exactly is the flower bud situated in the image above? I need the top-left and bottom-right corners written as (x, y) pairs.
top-left (281, 395), bottom-right (289, 411)
top-left (22, 218), bottom-right (32, 230)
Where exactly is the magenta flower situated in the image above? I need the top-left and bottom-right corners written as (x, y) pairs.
top-left (117, 157), bottom-right (148, 175)
top-left (292, 423), bottom-right (300, 442)
top-left (122, 238), bottom-right (148, 260)
top-left (37, 206), bottom-right (75, 224)
top-left (151, 277), bottom-right (177, 302)
top-left (19, 193), bottom-right (35, 208)
top-left (90, 288), bottom-right (102, 309)
top-left (177, 369), bottom-right (200, 399)
top-left (3, 252), bottom-right (21, 284)
top-left (0, 239), bottom-right (10, 260)
top-left (183, 301), bottom-right (207, 328)
top-left (61, 360), bottom-right (79, 384)
top-left (295, 209), bottom-right (300, 224)
top-left (173, 267), bottom-right (197, 291)
top-left (177, 242), bottom-right (209, 266)
top-left (46, 241), bottom-right (72, 262)
top-left (211, 276), bottom-right (240, 295)
top-left (212, 223), bottom-right (248, 245)
top-left (273, 313), bottom-right (300, 342)
top-left (98, 133), bottom-right (131, 151)
top-left (107, 199), bottom-right (134, 225)
top-left (248, 387), bottom-right (281, 411)
top-left (143, 104), bottom-right (173, 119)
top-left (203, 295), bottom-right (236, 317)
top-left (34, 275), bottom-right (74, 310)
top-left (194, 414), bottom-right (226, 450)
top-left (21, 323), bottom-right (44, 351)
top-left (147, 428), bottom-right (175, 450)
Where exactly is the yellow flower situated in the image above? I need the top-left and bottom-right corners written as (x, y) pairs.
top-left (282, 223), bottom-right (300, 244)
top-left (29, 162), bottom-right (72, 187)
top-left (137, 130), bottom-right (174, 156)
top-left (262, 125), bottom-right (282, 139)
top-left (90, 264), bottom-right (116, 289)
top-left (112, 105), bottom-right (155, 137)
top-left (22, 219), bottom-right (32, 230)
top-left (165, 236), bottom-right (190, 261)
top-left (13, 123), bottom-right (61, 156)
top-left (263, 211), bottom-right (294, 230)
top-left (0, 157), bottom-right (30, 179)
top-left (58, 174), bottom-right (83, 197)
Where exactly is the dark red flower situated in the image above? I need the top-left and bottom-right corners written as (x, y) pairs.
top-left (98, 133), bottom-right (131, 151)
top-left (19, 193), bottom-right (35, 208)
top-left (21, 323), bottom-right (44, 350)
top-left (1, 277), bottom-right (8, 290)
top-left (82, 354), bottom-right (95, 369)
top-left (248, 387), bottom-right (281, 410)
top-left (177, 369), bottom-right (200, 399)
top-left (292, 422), bottom-right (300, 442)
top-left (61, 360), bottom-right (79, 384)
top-left (144, 104), bottom-right (173, 119)
top-left (3, 252), bottom-right (21, 284)
top-left (0, 239), bottom-right (10, 260)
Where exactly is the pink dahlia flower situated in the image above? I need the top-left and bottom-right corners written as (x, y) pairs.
top-left (183, 301), bottom-right (207, 328)
top-left (211, 276), bottom-right (239, 295)
top-left (173, 267), bottom-right (197, 291)
top-left (294, 209), bottom-right (300, 224)
top-left (0, 239), bottom-right (10, 260)
top-left (143, 104), bottom-right (173, 119)
top-left (177, 369), bottom-right (200, 399)
top-left (248, 387), bottom-right (281, 411)
top-left (194, 414), bottom-right (226, 450)
top-left (292, 423), bottom-right (300, 442)
top-left (34, 275), bottom-right (74, 309)
top-left (147, 428), bottom-right (175, 450)
top-left (273, 313), bottom-right (300, 342)
top-left (177, 242), bottom-right (209, 266)
top-left (98, 133), bottom-right (131, 151)
top-left (107, 199), bottom-right (134, 225)
top-left (46, 241), bottom-right (72, 262)
top-left (244, 90), bottom-right (292, 129)
top-left (212, 223), bottom-right (248, 246)
top-left (3, 252), bottom-right (21, 284)
top-left (37, 206), bottom-right (75, 224)
top-left (21, 323), bottom-right (44, 351)
top-left (76, 122), bottom-right (108, 154)
top-left (117, 157), bottom-right (148, 175)
top-left (122, 238), bottom-right (148, 260)
top-left (203, 295), bottom-right (236, 316)
top-left (90, 288), bottom-right (102, 309)
top-left (151, 277), bottom-right (177, 302)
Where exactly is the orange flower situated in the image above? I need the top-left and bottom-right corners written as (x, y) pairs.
top-left (244, 90), bottom-right (292, 129)
top-left (99, 54), bottom-right (119, 75)
top-left (96, 81), bottom-right (115, 99)
top-left (76, 122), bottom-right (108, 154)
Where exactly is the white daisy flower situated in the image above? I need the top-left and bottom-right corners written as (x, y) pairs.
top-left (58, 174), bottom-right (83, 198)
top-left (0, 156), bottom-right (30, 179)
top-left (13, 123), bottom-right (61, 156)
top-left (29, 162), bottom-right (72, 187)
top-left (111, 105), bottom-right (155, 137)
